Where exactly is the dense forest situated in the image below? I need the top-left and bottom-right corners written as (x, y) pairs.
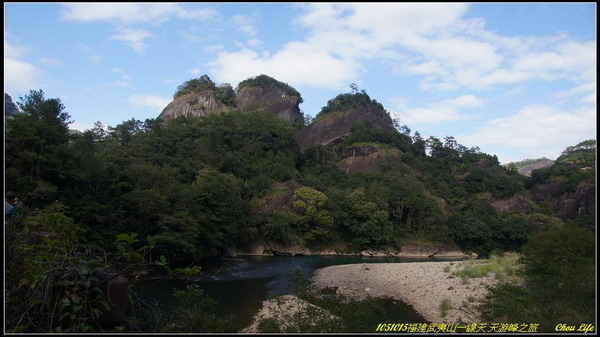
top-left (4, 81), bottom-right (595, 332)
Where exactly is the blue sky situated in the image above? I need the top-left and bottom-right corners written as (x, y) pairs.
top-left (4, 3), bottom-right (596, 163)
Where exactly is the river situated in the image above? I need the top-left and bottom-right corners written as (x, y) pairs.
top-left (134, 255), bottom-right (461, 331)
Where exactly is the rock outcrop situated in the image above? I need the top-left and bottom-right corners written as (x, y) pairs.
top-left (337, 145), bottom-right (403, 175)
top-left (158, 90), bottom-right (231, 121)
top-left (479, 193), bottom-right (535, 214)
top-left (297, 104), bottom-right (396, 151)
top-left (5, 93), bottom-right (20, 117)
top-left (236, 83), bottom-right (303, 126)
top-left (554, 183), bottom-right (595, 219)
top-left (158, 75), bottom-right (304, 125)
top-left (529, 181), bottom-right (595, 219)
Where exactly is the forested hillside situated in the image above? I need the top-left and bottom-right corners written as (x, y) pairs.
top-left (5, 80), bottom-right (595, 332)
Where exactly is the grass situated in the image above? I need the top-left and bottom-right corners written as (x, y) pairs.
top-left (440, 298), bottom-right (452, 318)
top-left (452, 252), bottom-right (521, 282)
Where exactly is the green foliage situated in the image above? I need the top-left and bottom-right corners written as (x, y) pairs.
top-left (26, 201), bottom-right (85, 249)
top-left (292, 187), bottom-right (334, 244)
top-left (481, 226), bottom-right (595, 331)
top-left (9, 242), bottom-right (109, 333)
top-left (346, 189), bottom-right (397, 249)
top-left (5, 90), bottom-right (72, 206)
top-left (215, 83), bottom-right (236, 107)
top-left (449, 209), bottom-right (531, 257)
top-left (556, 139), bottom-right (595, 166)
top-left (238, 74), bottom-right (303, 103)
top-left (174, 75), bottom-right (216, 98)
top-left (453, 253), bottom-right (521, 282)
top-left (257, 318), bottom-right (281, 333)
top-left (165, 284), bottom-right (234, 332)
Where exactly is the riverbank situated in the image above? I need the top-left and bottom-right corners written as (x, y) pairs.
top-left (312, 261), bottom-right (498, 323)
top-left (231, 241), bottom-right (476, 259)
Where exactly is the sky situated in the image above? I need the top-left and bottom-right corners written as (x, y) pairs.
top-left (4, 3), bottom-right (597, 163)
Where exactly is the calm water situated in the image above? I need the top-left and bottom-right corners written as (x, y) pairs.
top-left (134, 255), bottom-right (459, 331)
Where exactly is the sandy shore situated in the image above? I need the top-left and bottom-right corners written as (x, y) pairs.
top-left (312, 261), bottom-right (497, 323)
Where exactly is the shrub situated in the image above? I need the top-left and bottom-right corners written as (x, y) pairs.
top-left (440, 298), bottom-right (452, 318)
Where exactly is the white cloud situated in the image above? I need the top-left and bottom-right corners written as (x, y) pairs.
top-left (210, 46), bottom-right (362, 89)
top-left (61, 3), bottom-right (218, 25)
top-left (111, 27), bottom-right (152, 54)
top-left (61, 4), bottom-right (218, 53)
top-left (232, 15), bottom-right (257, 36)
top-left (38, 57), bottom-right (63, 67)
top-left (396, 95), bottom-right (483, 126)
top-left (554, 82), bottom-right (596, 106)
top-left (259, 4), bottom-right (595, 93)
top-left (458, 104), bottom-right (596, 162)
top-left (4, 40), bottom-right (38, 92)
top-left (70, 121), bottom-right (94, 132)
top-left (89, 55), bottom-right (104, 64)
top-left (403, 32), bottom-right (596, 90)
top-left (107, 68), bottom-right (133, 87)
top-left (127, 95), bottom-right (171, 110)
top-left (189, 68), bottom-right (202, 76)
top-left (210, 3), bottom-right (467, 90)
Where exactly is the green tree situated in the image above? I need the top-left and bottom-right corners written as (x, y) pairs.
top-left (5, 90), bottom-right (72, 205)
top-left (481, 225), bottom-right (595, 331)
top-left (346, 189), bottom-right (396, 248)
top-left (292, 187), bottom-right (334, 244)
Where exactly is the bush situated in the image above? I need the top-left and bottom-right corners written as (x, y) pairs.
top-left (317, 92), bottom-right (384, 119)
top-left (440, 298), bottom-right (452, 318)
top-left (174, 75), bottom-right (216, 98)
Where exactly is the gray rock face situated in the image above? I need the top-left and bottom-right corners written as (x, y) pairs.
top-left (158, 83), bottom-right (303, 125)
top-left (518, 159), bottom-right (555, 176)
top-left (158, 90), bottom-right (231, 121)
top-left (5, 93), bottom-right (20, 117)
top-left (235, 83), bottom-right (303, 125)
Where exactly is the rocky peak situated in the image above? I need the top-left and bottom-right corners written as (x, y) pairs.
top-left (5, 93), bottom-right (20, 117)
top-left (297, 103), bottom-right (395, 151)
top-left (158, 74), bottom-right (303, 125)
top-left (236, 82), bottom-right (302, 126)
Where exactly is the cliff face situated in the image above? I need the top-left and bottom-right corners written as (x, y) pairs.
top-left (530, 181), bottom-right (595, 219)
top-left (296, 104), bottom-right (396, 151)
top-left (158, 90), bottom-right (231, 121)
top-left (235, 83), bottom-right (303, 126)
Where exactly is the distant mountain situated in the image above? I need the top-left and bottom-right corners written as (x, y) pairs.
top-left (510, 158), bottom-right (556, 177)
top-left (5, 93), bottom-right (20, 117)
